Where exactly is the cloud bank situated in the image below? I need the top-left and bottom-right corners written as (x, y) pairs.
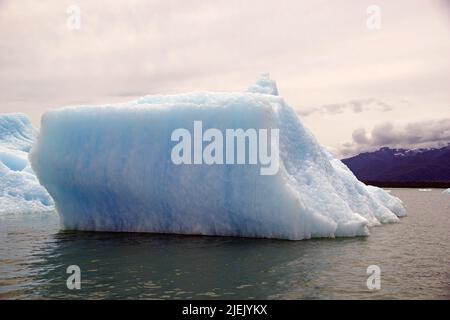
top-left (297, 98), bottom-right (393, 117)
top-left (338, 118), bottom-right (450, 158)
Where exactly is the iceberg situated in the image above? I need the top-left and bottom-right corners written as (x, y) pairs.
top-left (0, 113), bottom-right (54, 214)
top-left (443, 188), bottom-right (450, 194)
top-left (30, 75), bottom-right (405, 240)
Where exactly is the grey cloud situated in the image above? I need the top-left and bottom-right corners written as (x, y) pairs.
top-left (297, 98), bottom-right (394, 117)
top-left (338, 118), bottom-right (450, 158)
top-left (352, 128), bottom-right (369, 144)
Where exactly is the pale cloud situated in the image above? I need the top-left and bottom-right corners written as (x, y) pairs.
top-left (297, 98), bottom-right (393, 116)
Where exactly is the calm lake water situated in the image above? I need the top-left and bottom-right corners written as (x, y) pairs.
top-left (1, 188), bottom-right (449, 299)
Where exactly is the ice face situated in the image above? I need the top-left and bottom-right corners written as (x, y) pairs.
top-left (30, 75), bottom-right (405, 240)
top-left (0, 113), bottom-right (54, 214)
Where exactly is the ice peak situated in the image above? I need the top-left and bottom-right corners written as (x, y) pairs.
top-left (247, 73), bottom-right (279, 96)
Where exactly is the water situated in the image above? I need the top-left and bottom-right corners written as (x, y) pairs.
top-left (1, 189), bottom-right (449, 299)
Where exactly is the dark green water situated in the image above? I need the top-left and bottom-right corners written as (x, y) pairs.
top-left (1, 189), bottom-right (449, 299)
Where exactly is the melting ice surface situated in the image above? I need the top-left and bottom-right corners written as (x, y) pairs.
top-left (30, 75), bottom-right (405, 240)
top-left (0, 113), bottom-right (54, 214)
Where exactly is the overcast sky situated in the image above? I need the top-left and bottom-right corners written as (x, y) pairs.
top-left (1, 0), bottom-right (449, 157)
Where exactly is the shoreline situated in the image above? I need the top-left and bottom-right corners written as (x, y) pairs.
top-left (362, 181), bottom-right (450, 188)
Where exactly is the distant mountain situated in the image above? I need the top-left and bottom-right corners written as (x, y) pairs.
top-left (342, 145), bottom-right (450, 187)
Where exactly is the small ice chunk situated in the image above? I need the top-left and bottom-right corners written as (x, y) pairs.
top-left (0, 113), bottom-right (54, 214)
top-left (247, 73), bottom-right (279, 96)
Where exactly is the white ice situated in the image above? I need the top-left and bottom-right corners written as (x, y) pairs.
top-left (443, 188), bottom-right (450, 194)
top-left (0, 114), bottom-right (54, 214)
top-left (30, 75), bottom-right (405, 240)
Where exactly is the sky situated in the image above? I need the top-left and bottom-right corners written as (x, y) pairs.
top-left (1, 0), bottom-right (449, 158)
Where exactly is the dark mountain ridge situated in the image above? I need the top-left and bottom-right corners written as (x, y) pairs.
top-left (342, 145), bottom-right (450, 187)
